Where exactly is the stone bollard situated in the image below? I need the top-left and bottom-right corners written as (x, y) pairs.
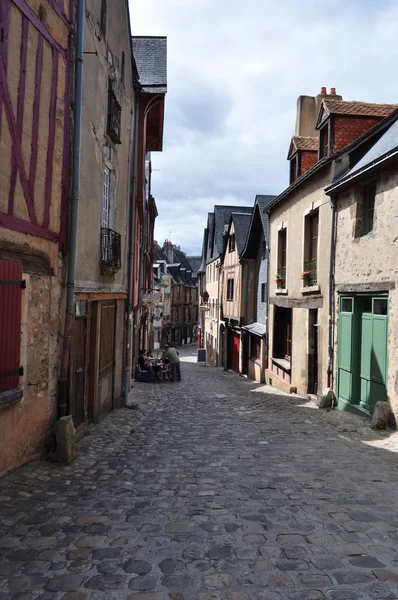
top-left (318, 388), bottom-right (336, 409)
top-left (55, 415), bottom-right (76, 464)
top-left (370, 401), bottom-right (396, 430)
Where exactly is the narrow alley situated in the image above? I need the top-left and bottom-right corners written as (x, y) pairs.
top-left (1, 347), bottom-right (398, 600)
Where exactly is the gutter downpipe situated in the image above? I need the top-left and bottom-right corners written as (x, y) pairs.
top-left (327, 196), bottom-right (337, 388)
top-left (265, 211), bottom-right (270, 371)
top-left (123, 85), bottom-right (140, 404)
top-left (58, 0), bottom-right (84, 417)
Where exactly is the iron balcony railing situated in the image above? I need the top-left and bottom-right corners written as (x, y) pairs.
top-left (276, 266), bottom-right (286, 289)
top-left (303, 258), bottom-right (317, 286)
top-left (101, 228), bottom-right (121, 271)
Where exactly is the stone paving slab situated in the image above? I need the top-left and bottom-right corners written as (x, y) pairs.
top-left (1, 345), bottom-right (398, 599)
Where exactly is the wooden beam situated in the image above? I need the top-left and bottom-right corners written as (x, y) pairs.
top-left (11, 0), bottom-right (67, 56)
top-left (43, 48), bottom-right (58, 228)
top-left (8, 16), bottom-right (29, 215)
top-left (76, 292), bottom-right (127, 301)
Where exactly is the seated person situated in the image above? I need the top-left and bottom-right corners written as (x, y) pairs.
top-left (138, 348), bottom-right (148, 372)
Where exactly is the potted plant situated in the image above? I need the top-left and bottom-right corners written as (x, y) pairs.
top-left (301, 270), bottom-right (311, 280)
top-left (275, 273), bottom-right (284, 285)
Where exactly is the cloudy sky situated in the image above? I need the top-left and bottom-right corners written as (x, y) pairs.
top-left (129, 0), bottom-right (398, 256)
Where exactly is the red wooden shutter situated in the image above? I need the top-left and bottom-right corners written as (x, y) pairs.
top-left (0, 259), bottom-right (23, 392)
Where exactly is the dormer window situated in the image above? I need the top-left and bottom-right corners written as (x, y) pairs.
top-left (289, 155), bottom-right (299, 184)
top-left (228, 233), bottom-right (236, 252)
top-left (319, 123), bottom-right (330, 158)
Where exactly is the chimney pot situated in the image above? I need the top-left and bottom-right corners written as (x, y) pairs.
top-left (330, 87), bottom-right (336, 95)
top-left (321, 86), bottom-right (327, 94)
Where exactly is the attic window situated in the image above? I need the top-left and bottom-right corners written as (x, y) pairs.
top-left (319, 124), bottom-right (330, 158)
top-left (228, 233), bottom-right (236, 252)
top-left (289, 154), bottom-right (299, 184)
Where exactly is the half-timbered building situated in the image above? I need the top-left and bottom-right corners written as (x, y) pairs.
top-left (0, 0), bottom-right (73, 475)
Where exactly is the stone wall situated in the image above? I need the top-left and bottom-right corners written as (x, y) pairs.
top-left (334, 167), bottom-right (398, 413)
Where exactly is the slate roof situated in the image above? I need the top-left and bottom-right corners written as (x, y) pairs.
top-left (198, 228), bottom-right (208, 273)
top-left (209, 205), bottom-right (252, 264)
top-left (230, 213), bottom-right (252, 256)
top-left (322, 100), bottom-right (398, 119)
top-left (131, 37), bottom-right (167, 94)
top-left (241, 195), bottom-right (275, 259)
top-left (326, 115), bottom-right (398, 193)
top-left (186, 256), bottom-right (202, 276)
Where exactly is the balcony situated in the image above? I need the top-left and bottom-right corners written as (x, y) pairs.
top-left (101, 228), bottom-right (121, 273)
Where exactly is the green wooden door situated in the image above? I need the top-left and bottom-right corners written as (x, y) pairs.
top-left (337, 297), bottom-right (354, 409)
top-left (359, 299), bottom-right (388, 412)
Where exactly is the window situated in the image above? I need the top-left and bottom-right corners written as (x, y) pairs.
top-left (373, 298), bottom-right (387, 315)
top-left (107, 81), bottom-right (122, 144)
top-left (303, 210), bottom-right (318, 286)
top-left (102, 167), bottom-right (110, 228)
top-left (273, 306), bottom-right (292, 361)
top-left (100, 0), bottom-right (107, 37)
top-left (341, 298), bottom-right (353, 313)
top-left (319, 124), bottom-right (329, 158)
top-left (362, 182), bottom-right (376, 235)
top-left (262, 240), bottom-right (266, 260)
top-left (250, 336), bottom-right (261, 361)
top-left (290, 155), bottom-right (299, 184)
top-left (121, 51), bottom-right (125, 84)
top-left (277, 228), bottom-right (287, 288)
top-left (227, 279), bottom-right (234, 301)
top-left (261, 283), bottom-right (266, 302)
top-left (228, 233), bottom-right (236, 252)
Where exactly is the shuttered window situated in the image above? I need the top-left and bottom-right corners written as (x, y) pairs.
top-left (0, 259), bottom-right (23, 393)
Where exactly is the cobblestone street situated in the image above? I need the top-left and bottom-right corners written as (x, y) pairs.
top-left (1, 347), bottom-right (398, 600)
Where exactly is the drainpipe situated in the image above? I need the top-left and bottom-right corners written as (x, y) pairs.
top-left (265, 211), bottom-right (271, 370)
top-left (58, 0), bottom-right (84, 418)
top-left (123, 86), bottom-right (140, 405)
top-left (327, 196), bottom-right (337, 388)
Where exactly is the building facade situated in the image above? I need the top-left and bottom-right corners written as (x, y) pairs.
top-left (326, 115), bottom-right (398, 417)
top-left (220, 213), bottom-right (252, 373)
top-left (240, 196), bottom-right (275, 382)
top-left (0, 0), bottom-right (72, 475)
top-left (266, 89), bottom-right (397, 400)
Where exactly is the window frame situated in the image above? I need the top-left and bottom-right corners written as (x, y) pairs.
top-left (362, 182), bottom-right (376, 236)
top-left (227, 278), bottom-right (234, 301)
top-left (250, 336), bottom-right (261, 362)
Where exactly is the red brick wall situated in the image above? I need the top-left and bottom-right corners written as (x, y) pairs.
top-left (333, 116), bottom-right (380, 153)
top-left (300, 151), bottom-right (318, 176)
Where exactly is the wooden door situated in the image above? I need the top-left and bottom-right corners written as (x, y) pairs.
top-left (359, 297), bottom-right (388, 413)
top-left (228, 330), bottom-right (240, 373)
top-left (72, 317), bottom-right (86, 430)
top-left (99, 300), bottom-right (116, 415)
top-left (337, 297), bottom-right (354, 409)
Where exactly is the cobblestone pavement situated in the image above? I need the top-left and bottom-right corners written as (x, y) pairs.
top-left (1, 346), bottom-right (398, 600)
